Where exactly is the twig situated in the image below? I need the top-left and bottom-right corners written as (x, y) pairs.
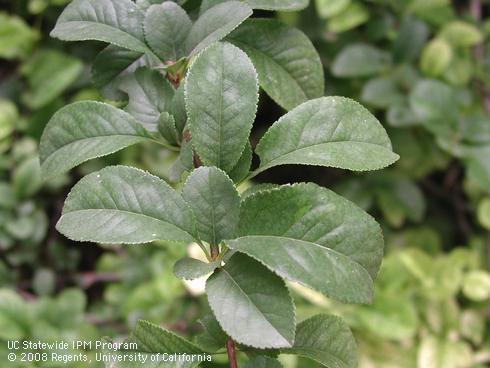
top-left (470, 0), bottom-right (490, 114)
top-left (77, 272), bottom-right (120, 289)
top-left (226, 338), bottom-right (238, 368)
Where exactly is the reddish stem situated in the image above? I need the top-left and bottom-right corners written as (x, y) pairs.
top-left (226, 338), bottom-right (238, 368)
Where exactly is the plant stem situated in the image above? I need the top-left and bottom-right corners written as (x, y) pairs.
top-left (197, 241), bottom-right (212, 262)
top-left (226, 338), bottom-right (238, 368)
top-left (210, 244), bottom-right (220, 261)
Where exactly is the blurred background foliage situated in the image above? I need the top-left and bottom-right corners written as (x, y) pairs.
top-left (0, 0), bottom-right (489, 367)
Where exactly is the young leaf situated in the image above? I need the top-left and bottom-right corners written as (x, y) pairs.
top-left (254, 97), bottom-right (399, 175)
top-left (228, 141), bottom-right (252, 183)
top-left (439, 21), bottom-right (483, 47)
top-left (229, 19), bottom-right (324, 111)
top-left (206, 253), bottom-right (295, 349)
top-left (171, 84), bottom-right (188, 135)
top-left (50, 0), bottom-right (153, 55)
top-left (144, 2), bottom-right (192, 62)
top-left (332, 43), bottom-right (392, 77)
top-left (173, 258), bottom-right (219, 280)
top-left (169, 139), bottom-right (194, 182)
top-left (39, 101), bottom-right (155, 178)
top-left (184, 2), bottom-right (253, 57)
top-left (56, 165), bottom-right (197, 244)
top-left (118, 67), bottom-right (175, 131)
top-left (157, 112), bottom-right (180, 145)
top-left (420, 38), bottom-right (452, 77)
top-left (282, 315), bottom-right (357, 368)
top-left (92, 46), bottom-right (147, 101)
top-left (182, 167), bottom-right (240, 245)
top-left (244, 356), bottom-right (283, 368)
top-left (186, 42), bottom-right (258, 172)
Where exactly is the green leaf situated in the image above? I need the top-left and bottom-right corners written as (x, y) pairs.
top-left (418, 335), bottom-right (472, 368)
top-left (315, 0), bottom-right (350, 19)
top-left (227, 236), bottom-right (373, 303)
top-left (356, 292), bottom-right (419, 341)
top-left (169, 139), bottom-right (194, 182)
top-left (409, 79), bottom-right (458, 123)
top-left (227, 183), bottom-right (383, 303)
top-left (332, 43), bottom-right (391, 77)
top-left (228, 141), bottom-right (252, 183)
top-left (39, 101), bottom-right (155, 178)
top-left (327, 2), bottom-right (369, 33)
top-left (0, 100), bottom-right (18, 141)
top-left (92, 46), bottom-right (147, 101)
top-left (420, 38), bottom-right (452, 77)
top-left (477, 198), bottom-right (490, 231)
top-left (56, 165), bottom-right (197, 244)
top-left (13, 156), bottom-right (42, 199)
top-left (186, 42), bottom-right (258, 172)
top-left (0, 12), bottom-right (39, 60)
top-left (118, 67), bottom-right (175, 131)
top-left (50, 0), bottom-right (153, 55)
top-left (201, 0), bottom-right (308, 12)
top-left (0, 182), bottom-right (15, 209)
top-left (361, 78), bottom-right (404, 109)
top-left (464, 145), bottom-right (490, 190)
top-left (462, 271), bottom-right (490, 301)
top-left (114, 320), bottom-right (203, 368)
top-left (206, 253), bottom-right (295, 349)
top-left (241, 183), bottom-right (279, 200)
top-left (254, 97), bottom-right (399, 174)
top-left (282, 315), bottom-right (357, 368)
top-left (229, 19), bottom-right (324, 111)
top-left (137, 0), bottom-right (188, 11)
top-left (196, 313), bottom-right (228, 352)
top-left (244, 356), bottom-right (283, 368)
top-left (393, 16), bottom-right (429, 63)
top-left (21, 50), bottom-right (83, 109)
top-left (173, 258), bottom-right (219, 280)
top-left (171, 84), bottom-right (188, 135)
top-left (373, 175), bottom-right (426, 227)
top-left (157, 112), bottom-right (180, 145)
top-left (0, 289), bottom-right (31, 340)
top-left (184, 2), bottom-right (252, 57)
top-left (439, 21), bottom-right (483, 47)
top-left (182, 167), bottom-right (240, 245)
top-left (144, 2), bottom-right (192, 62)
top-left (244, 0), bottom-right (309, 11)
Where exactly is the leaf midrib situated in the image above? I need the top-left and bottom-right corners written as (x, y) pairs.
top-left (228, 235), bottom-right (372, 281)
top-left (61, 208), bottom-right (194, 240)
top-left (220, 267), bottom-right (292, 346)
top-left (41, 134), bottom-right (153, 163)
top-left (257, 141), bottom-right (395, 172)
